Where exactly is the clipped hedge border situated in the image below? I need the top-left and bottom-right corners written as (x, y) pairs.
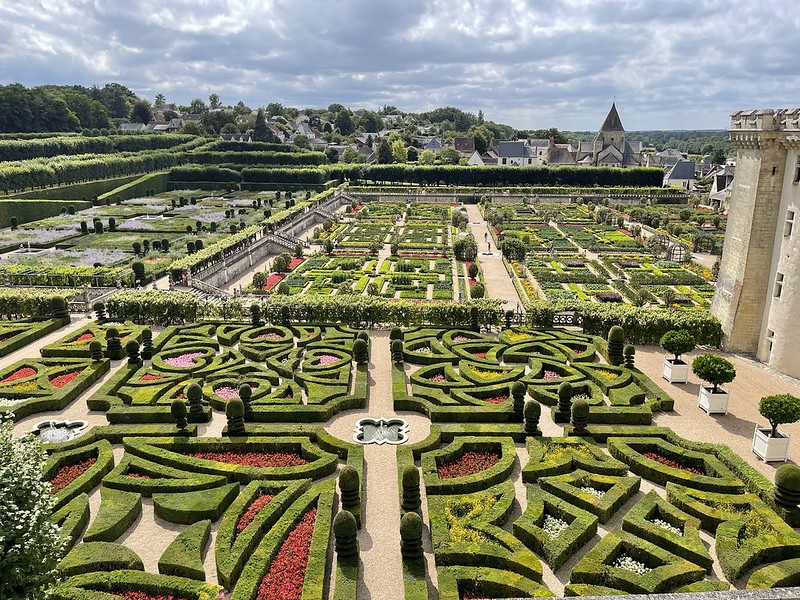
top-left (436, 565), bottom-right (552, 600)
top-left (421, 436), bottom-right (516, 495)
top-left (83, 487), bottom-right (141, 542)
top-left (513, 486), bottom-right (598, 570)
top-left (665, 482), bottom-right (763, 533)
top-left (0, 317), bottom-right (67, 357)
top-left (102, 454), bottom-right (229, 497)
top-left (523, 436), bottom-right (628, 482)
top-left (158, 519), bottom-right (211, 581)
top-left (153, 482), bottom-right (239, 524)
top-left (45, 439), bottom-right (115, 510)
top-left (608, 436), bottom-right (744, 493)
top-left (747, 558), bottom-right (800, 589)
top-left (58, 542), bottom-right (144, 578)
top-left (51, 493), bottom-right (90, 554)
top-left (44, 424), bottom-right (198, 451)
top-left (539, 469), bottom-right (640, 523)
top-left (50, 570), bottom-right (220, 600)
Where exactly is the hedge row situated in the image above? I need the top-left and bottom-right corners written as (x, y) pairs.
top-left (83, 486), bottom-right (142, 542)
top-left (0, 317), bottom-right (68, 357)
top-left (158, 519), bottom-right (211, 580)
top-left (44, 439), bottom-right (115, 510)
top-left (50, 570), bottom-right (220, 600)
top-left (0, 198), bottom-right (92, 228)
top-left (0, 134), bottom-right (195, 161)
top-left (421, 436), bottom-right (516, 495)
top-left (0, 288), bottom-right (79, 319)
top-left (58, 542), bottom-right (144, 578)
top-left (97, 171), bottom-right (170, 203)
top-left (187, 151), bottom-right (327, 166)
top-left (7, 173), bottom-right (141, 200)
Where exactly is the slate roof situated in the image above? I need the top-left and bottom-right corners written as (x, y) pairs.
top-left (498, 141), bottom-right (526, 158)
top-left (666, 159), bottom-right (696, 181)
top-left (454, 137), bottom-right (476, 154)
top-left (599, 102), bottom-right (625, 132)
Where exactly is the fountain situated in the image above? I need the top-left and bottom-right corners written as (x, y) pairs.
top-left (353, 417), bottom-right (409, 445)
top-left (30, 420), bottom-right (88, 443)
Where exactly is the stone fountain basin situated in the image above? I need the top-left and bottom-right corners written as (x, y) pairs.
top-left (353, 417), bottom-right (409, 445)
top-left (30, 419), bottom-right (88, 444)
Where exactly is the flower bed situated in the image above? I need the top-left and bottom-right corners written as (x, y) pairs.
top-left (187, 451), bottom-right (308, 468)
top-left (438, 451), bottom-right (501, 479)
top-left (483, 395), bottom-right (508, 405)
top-left (236, 493), bottom-right (275, 535)
top-left (50, 371), bottom-right (82, 388)
top-left (543, 370), bottom-right (562, 381)
top-left (73, 333), bottom-right (94, 343)
top-left (317, 355), bottom-right (339, 366)
top-left (49, 457), bottom-right (97, 493)
top-left (112, 592), bottom-right (190, 600)
top-left (214, 386), bottom-right (240, 400)
top-left (139, 374), bottom-right (164, 381)
top-left (1, 366), bottom-right (36, 383)
top-left (264, 273), bottom-right (285, 291)
top-left (256, 507), bottom-right (317, 600)
top-left (639, 451), bottom-right (704, 475)
top-left (287, 257), bottom-right (304, 271)
top-left (164, 352), bottom-right (203, 368)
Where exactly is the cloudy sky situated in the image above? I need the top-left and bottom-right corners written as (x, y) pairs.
top-left (1, 0), bottom-right (798, 130)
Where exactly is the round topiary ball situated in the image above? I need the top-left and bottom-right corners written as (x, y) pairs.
top-left (238, 384), bottom-right (252, 400)
top-left (356, 330), bottom-right (369, 342)
top-left (105, 327), bottom-right (119, 339)
top-left (511, 381), bottom-right (526, 398)
top-left (608, 325), bottom-right (625, 343)
top-left (775, 464), bottom-right (800, 493)
top-left (524, 399), bottom-right (541, 420)
top-left (400, 511), bottom-right (423, 539)
top-left (402, 465), bottom-right (420, 487)
top-left (92, 301), bottom-right (105, 313)
top-left (389, 328), bottom-right (404, 341)
top-left (339, 465), bottom-right (360, 493)
top-left (226, 398), bottom-right (244, 419)
top-left (558, 381), bottom-right (573, 400)
top-left (171, 398), bottom-right (187, 418)
top-left (125, 340), bottom-right (139, 353)
top-left (187, 383), bottom-right (203, 402)
top-left (333, 509), bottom-right (358, 538)
top-left (89, 340), bottom-right (104, 360)
top-left (572, 398), bottom-right (590, 429)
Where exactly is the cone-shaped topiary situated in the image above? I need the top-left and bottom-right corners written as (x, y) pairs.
top-left (391, 339), bottom-right (404, 363)
top-left (607, 325), bottom-right (625, 366)
top-left (250, 304), bottom-right (263, 326)
top-left (187, 383), bottom-right (204, 419)
top-left (511, 381), bottom-right (526, 422)
top-left (774, 464), bottom-right (800, 508)
top-left (353, 338), bottom-right (369, 364)
top-left (470, 306), bottom-right (480, 332)
top-left (226, 398), bottom-right (245, 435)
top-left (93, 301), bottom-right (107, 323)
top-left (89, 340), bottom-right (104, 361)
top-left (132, 261), bottom-right (145, 282)
top-left (125, 340), bottom-right (141, 366)
top-left (239, 384), bottom-right (253, 420)
top-left (400, 512), bottom-right (423, 559)
top-left (141, 328), bottom-right (153, 360)
top-left (51, 296), bottom-right (69, 321)
top-left (402, 465), bottom-right (421, 513)
top-left (571, 398), bottom-right (590, 431)
top-left (171, 399), bottom-right (188, 430)
top-left (333, 510), bottom-right (359, 558)
top-left (389, 328), bottom-right (404, 345)
top-left (524, 400), bottom-right (541, 436)
top-left (623, 344), bottom-right (636, 369)
top-left (554, 381), bottom-right (573, 423)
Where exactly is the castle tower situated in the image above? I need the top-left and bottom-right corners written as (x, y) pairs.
top-left (711, 109), bottom-right (800, 378)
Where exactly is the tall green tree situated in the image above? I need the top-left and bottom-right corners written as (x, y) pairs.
top-left (153, 93), bottom-right (166, 109)
top-left (0, 417), bottom-right (64, 599)
top-left (188, 98), bottom-right (207, 114)
top-left (391, 139), bottom-right (408, 163)
top-left (253, 108), bottom-right (270, 142)
top-left (131, 99), bottom-right (153, 124)
top-left (335, 110), bottom-right (355, 136)
top-left (208, 93), bottom-right (221, 109)
top-left (376, 138), bottom-right (393, 163)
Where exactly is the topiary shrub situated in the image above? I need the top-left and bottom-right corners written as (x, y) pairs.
top-left (80, 221), bottom-right (88, 234)
top-left (51, 296), bottom-right (69, 321)
top-left (125, 340), bottom-right (140, 366)
top-left (89, 340), bottom-right (104, 362)
top-left (572, 398), bottom-right (589, 431)
top-left (10, 216), bottom-right (18, 230)
top-left (105, 327), bottom-right (122, 359)
top-left (132, 261), bottom-right (145, 284)
top-left (140, 328), bottom-right (153, 361)
top-left (607, 325), bottom-right (625, 366)
top-left (108, 217), bottom-right (116, 232)
top-left (504, 310), bottom-right (514, 329)
top-left (391, 339), bottom-right (404, 363)
top-left (470, 282), bottom-right (486, 299)
top-left (250, 304), bottom-right (263, 326)
top-left (333, 510), bottom-right (358, 558)
top-left (511, 381), bottom-right (526, 422)
top-left (470, 306), bottom-right (480, 332)
top-left (238, 384), bottom-right (253, 420)
top-left (93, 301), bottom-right (107, 323)
top-left (555, 381), bottom-right (573, 424)
top-left (402, 465), bottom-right (421, 513)
top-left (339, 465), bottom-right (360, 521)
top-left (353, 339), bottom-right (369, 364)
top-left (524, 400), bottom-right (541, 436)
top-left (759, 394), bottom-right (800, 438)
top-left (226, 399), bottom-right (245, 435)
top-left (171, 400), bottom-right (188, 430)
top-left (774, 464), bottom-right (800, 508)
top-left (623, 344), bottom-right (636, 369)
top-left (692, 354), bottom-right (736, 393)
top-left (400, 511), bottom-right (423, 559)
top-left (187, 383), bottom-right (204, 421)
top-left (660, 329), bottom-right (696, 363)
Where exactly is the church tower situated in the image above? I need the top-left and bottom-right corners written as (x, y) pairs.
top-left (595, 102), bottom-right (626, 154)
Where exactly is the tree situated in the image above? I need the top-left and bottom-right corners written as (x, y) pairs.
top-left (453, 235), bottom-right (478, 261)
top-left (220, 122), bottom-right (239, 134)
top-left (335, 110), bottom-right (355, 136)
top-left (208, 93), bottom-right (221, 109)
top-left (131, 99), bottom-right (152, 124)
top-left (252, 108), bottom-right (271, 142)
top-left (439, 147), bottom-right (461, 165)
top-left (293, 134), bottom-right (310, 149)
top-left (325, 147), bottom-right (339, 163)
top-left (188, 98), bottom-right (207, 114)
top-left (759, 394), bottom-right (800, 437)
top-left (659, 330), bottom-right (695, 362)
top-left (376, 138), bottom-right (393, 164)
top-left (407, 146), bottom-right (419, 162)
top-left (691, 354), bottom-right (736, 393)
top-left (0, 417), bottom-right (64, 598)
top-left (391, 139), bottom-right (408, 163)
top-left (342, 147), bottom-right (358, 163)
top-left (153, 93), bottom-right (166, 109)
top-left (181, 122), bottom-right (207, 136)
top-left (201, 110), bottom-right (236, 134)
top-left (232, 101), bottom-right (251, 116)
top-left (712, 148), bottom-right (727, 164)
top-left (358, 110), bottom-right (382, 133)
top-left (501, 236), bottom-right (527, 261)
top-left (419, 149), bottom-right (435, 165)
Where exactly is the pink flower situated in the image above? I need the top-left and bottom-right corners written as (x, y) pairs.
top-left (214, 386), bottom-right (239, 400)
top-left (317, 355), bottom-right (339, 366)
top-left (164, 352), bottom-right (204, 367)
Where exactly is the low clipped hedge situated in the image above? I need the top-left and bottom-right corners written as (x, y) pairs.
top-left (747, 558), bottom-right (800, 589)
top-left (570, 529), bottom-right (706, 594)
top-left (0, 318), bottom-right (67, 357)
top-left (153, 482), bottom-right (239, 524)
top-left (513, 487), bottom-right (598, 570)
top-left (83, 487), bottom-right (142, 542)
top-left (158, 519), bottom-right (211, 581)
top-left (50, 570), bottom-right (220, 600)
top-left (539, 469), bottom-right (640, 523)
top-left (523, 437), bottom-right (628, 482)
top-left (607, 436), bottom-right (744, 493)
top-left (44, 439), bottom-right (115, 510)
top-left (51, 493), bottom-right (90, 554)
top-left (665, 482), bottom-right (764, 533)
top-left (420, 436), bottom-right (516, 495)
top-left (436, 565), bottom-right (552, 600)
top-left (103, 454), bottom-right (229, 497)
top-left (58, 542), bottom-right (144, 578)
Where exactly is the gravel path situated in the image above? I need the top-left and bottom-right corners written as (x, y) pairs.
top-left (465, 204), bottom-right (521, 307)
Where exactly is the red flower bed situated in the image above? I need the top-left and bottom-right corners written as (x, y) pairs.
top-left (472, 352), bottom-right (487, 359)
top-left (112, 592), bottom-right (190, 600)
top-left (438, 451), bottom-right (500, 479)
top-left (187, 451), bottom-right (308, 468)
top-left (287, 257), bottom-right (304, 271)
top-left (264, 273), bottom-right (285, 291)
top-left (483, 395), bottom-right (508, 404)
top-left (49, 457), bottom-right (97, 493)
top-left (126, 471), bottom-right (153, 479)
top-left (349, 204), bottom-right (364, 214)
top-left (256, 508), bottom-right (317, 600)
top-left (1, 367), bottom-right (36, 383)
top-left (617, 228), bottom-right (633, 236)
top-left (74, 332), bottom-right (94, 343)
top-left (50, 371), bottom-right (82, 388)
top-left (139, 373), bottom-right (164, 381)
top-left (236, 493), bottom-right (275, 535)
top-left (640, 451), bottom-right (705, 475)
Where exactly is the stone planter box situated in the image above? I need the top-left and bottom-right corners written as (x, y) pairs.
top-left (698, 386), bottom-right (729, 415)
top-left (752, 426), bottom-right (791, 462)
top-left (663, 358), bottom-right (689, 384)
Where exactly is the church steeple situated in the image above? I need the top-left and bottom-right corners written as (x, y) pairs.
top-left (599, 102), bottom-right (625, 132)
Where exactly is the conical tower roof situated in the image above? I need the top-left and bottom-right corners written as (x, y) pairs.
top-left (599, 102), bottom-right (624, 132)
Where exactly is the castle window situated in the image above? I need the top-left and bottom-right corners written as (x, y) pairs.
top-left (785, 209), bottom-right (795, 237)
top-left (502, 158), bottom-right (507, 165)
top-left (774, 272), bottom-right (785, 298)
top-left (794, 160), bottom-right (800, 183)
top-left (766, 329), bottom-right (775, 356)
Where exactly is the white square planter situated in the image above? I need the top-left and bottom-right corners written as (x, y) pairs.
top-left (663, 358), bottom-right (689, 384)
top-left (698, 386), bottom-right (728, 415)
top-left (752, 426), bottom-right (791, 462)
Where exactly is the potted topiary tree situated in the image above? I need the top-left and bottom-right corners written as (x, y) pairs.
top-left (691, 354), bottom-right (736, 415)
top-left (753, 394), bottom-right (800, 462)
top-left (659, 329), bottom-right (695, 384)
